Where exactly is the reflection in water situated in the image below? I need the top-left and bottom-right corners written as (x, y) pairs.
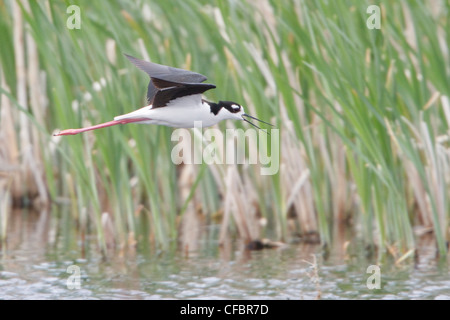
top-left (0, 210), bottom-right (449, 299)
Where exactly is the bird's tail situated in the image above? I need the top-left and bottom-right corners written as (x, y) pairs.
top-left (114, 105), bottom-right (152, 122)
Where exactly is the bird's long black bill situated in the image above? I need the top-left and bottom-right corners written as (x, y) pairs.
top-left (242, 114), bottom-right (273, 135)
top-left (243, 114), bottom-right (274, 127)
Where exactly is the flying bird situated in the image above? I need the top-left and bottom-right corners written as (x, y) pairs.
top-left (54, 54), bottom-right (272, 136)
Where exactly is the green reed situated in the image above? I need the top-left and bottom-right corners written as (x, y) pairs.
top-left (0, 0), bottom-right (448, 257)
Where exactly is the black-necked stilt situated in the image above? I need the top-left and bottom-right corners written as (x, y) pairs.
top-left (54, 54), bottom-right (272, 136)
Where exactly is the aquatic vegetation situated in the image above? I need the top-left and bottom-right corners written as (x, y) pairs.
top-left (0, 0), bottom-right (448, 258)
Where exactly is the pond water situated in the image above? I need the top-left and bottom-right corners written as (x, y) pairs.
top-left (1, 211), bottom-right (449, 300)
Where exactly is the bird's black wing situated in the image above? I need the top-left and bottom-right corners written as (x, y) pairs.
top-left (151, 79), bottom-right (216, 108)
top-left (124, 54), bottom-right (209, 104)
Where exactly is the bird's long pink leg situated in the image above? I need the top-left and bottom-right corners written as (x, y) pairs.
top-left (54, 118), bottom-right (148, 136)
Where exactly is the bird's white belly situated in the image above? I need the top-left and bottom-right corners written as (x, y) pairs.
top-left (145, 105), bottom-right (217, 128)
top-left (115, 97), bottom-right (219, 128)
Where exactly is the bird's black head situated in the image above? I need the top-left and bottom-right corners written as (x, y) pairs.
top-left (218, 101), bottom-right (243, 114)
top-left (214, 100), bottom-right (274, 132)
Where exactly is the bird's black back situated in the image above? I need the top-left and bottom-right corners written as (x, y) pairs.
top-left (124, 54), bottom-right (215, 108)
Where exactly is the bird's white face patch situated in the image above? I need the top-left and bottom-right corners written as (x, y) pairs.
top-left (231, 104), bottom-right (240, 111)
